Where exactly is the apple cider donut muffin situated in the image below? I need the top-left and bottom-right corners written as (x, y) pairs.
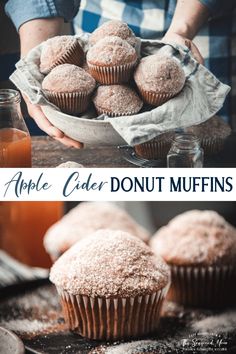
top-left (44, 202), bottom-right (150, 261)
top-left (40, 35), bottom-right (84, 74)
top-left (42, 64), bottom-right (96, 114)
top-left (93, 84), bottom-right (143, 117)
top-left (151, 210), bottom-right (236, 308)
top-left (134, 54), bottom-right (185, 106)
top-left (134, 132), bottom-right (175, 160)
top-left (87, 36), bottom-right (137, 84)
top-left (50, 229), bottom-right (170, 340)
top-left (186, 116), bottom-right (231, 155)
top-left (89, 20), bottom-right (138, 48)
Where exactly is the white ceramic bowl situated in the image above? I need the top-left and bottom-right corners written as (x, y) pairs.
top-left (42, 105), bottom-right (126, 146)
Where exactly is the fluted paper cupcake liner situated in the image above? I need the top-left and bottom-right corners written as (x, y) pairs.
top-left (168, 264), bottom-right (236, 308)
top-left (88, 62), bottom-right (136, 84)
top-left (44, 90), bottom-right (90, 114)
top-left (57, 284), bottom-right (169, 340)
top-left (45, 41), bottom-right (84, 73)
top-left (134, 138), bottom-right (172, 160)
top-left (137, 88), bottom-right (173, 107)
top-left (95, 106), bottom-right (140, 117)
top-left (201, 138), bottom-right (225, 156)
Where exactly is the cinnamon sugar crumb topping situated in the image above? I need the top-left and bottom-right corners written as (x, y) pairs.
top-left (42, 64), bottom-right (96, 93)
top-left (44, 202), bottom-right (150, 257)
top-left (93, 85), bottom-right (143, 115)
top-left (87, 36), bottom-right (137, 66)
top-left (134, 54), bottom-right (185, 94)
top-left (151, 210), bottom-right (236, 266)
top-left (89, 20), bottom-right (137, 48)
top-left (50, 229), bottom-right (170, 297)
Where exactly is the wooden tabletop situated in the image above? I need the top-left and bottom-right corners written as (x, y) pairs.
top-left (32, 134), bottom-right (236, 168)
top-left (32, 136), bottom-right (134, 168)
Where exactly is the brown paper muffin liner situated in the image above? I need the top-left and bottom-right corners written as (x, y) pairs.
top-left (200, 138), bottom-right (225, 156)
top-left (137, 88), bottom-right (173, 107)
top-left (88, 62), bottom-right (136, 84)
top-left (134, 137), bottom-right (172, 160)
top-left (95, 107), bottom-right (140, 117)
top-left (57, 284), bottom-right (169, 340)
top-left (47, 41), bottom-right (84, 72)
top-left (168, 264), bottom-right (236, 308)
top-left (44, 90), bottom-right (91, 114)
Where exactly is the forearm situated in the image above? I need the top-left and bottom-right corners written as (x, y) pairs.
top-left (167, 0), bottom-right (210, 39)
top-left (5, 0), bottom-right (80, 56)
top-left (19, 18), bottom-right (64, 57)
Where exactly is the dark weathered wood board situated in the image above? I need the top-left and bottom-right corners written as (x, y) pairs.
top-left (31, 134), bottom-right (236, 168)
top-left (31, 137), bottom-right (133, 168)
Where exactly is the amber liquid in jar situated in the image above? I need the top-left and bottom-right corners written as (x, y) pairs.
top-left (0, 128), bottom-right (31, 167)
top-left (0, 89), bottom-right (31, 167)
top-left (0, 202), bottom-right (63, 268)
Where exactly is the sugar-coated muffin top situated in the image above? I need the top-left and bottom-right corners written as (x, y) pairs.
top-left (134, 54), bottom-right (185, 94)
top-left (50, 229), bottom-right (170, 297)
top-left (150, 210), bottom-right (236, 266)
top-left (44, 202), bottom-right (150, 259)
top-left (87, 36), bottom-right (137, 66)
top-left (40, 35), bottom-right (83, 74)
top-left (186, 116), bottom-right (231, 139)
top-left (42, 64), bottom-right (96, 93)
top-left (57, 161), bottom-right (84, 168)
top-left (89, 20), bottom-right (138, 48)
top-left (93, 85), bottom-right (143, 115)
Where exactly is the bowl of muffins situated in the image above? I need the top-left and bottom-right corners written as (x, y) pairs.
top-left (26, 20), bottom-right (188, 149)
top-left (15, 19), bottom-right (230, 158)
top-left (43, 204), bottom-right (236, 342)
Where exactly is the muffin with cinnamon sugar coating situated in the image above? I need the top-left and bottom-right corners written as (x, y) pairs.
top-left (93, 84), bottom-right (143, 117)
top-left (186, 115), bottom-right (231, 155)
top-left (87, 36), bottom-right (137, 84)
top-left (134, 132), bottom-right (175, 160)
top-left (42, 64), bottom-right (96, 114)
top-left (150, 210), bottom-right (236, 308)
top-left (89, 20), bottom-right (138, 48)
top-left (44, 202), bottom-right (150, 261)
top-left (50, 229), bottom-right (170, 340)
top-left (40, 35), bottom-right (84, 74)
top-left (134, 54), bottom-right (185, 107)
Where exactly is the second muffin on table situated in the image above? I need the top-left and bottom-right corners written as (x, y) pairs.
top-left (44, 202), bottom-right (150, 261)
top-left (150, 210), bottom-right (236, 308)
top-left (186, 116), bottom-right (232, 155)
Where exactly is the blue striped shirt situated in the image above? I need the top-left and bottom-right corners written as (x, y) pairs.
top-left (73, 0), bottom-right (236, 123)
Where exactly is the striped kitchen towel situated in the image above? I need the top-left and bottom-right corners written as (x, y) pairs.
top-left (0, 251), bottom-right (48, 290)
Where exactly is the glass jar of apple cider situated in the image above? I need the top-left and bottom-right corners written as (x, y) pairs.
top-left (0, 202), bottom-right (64, 268)
top-left (0, 89), bottom-right (31, 167)
top-left (0, 90), bottom-right (63, 268)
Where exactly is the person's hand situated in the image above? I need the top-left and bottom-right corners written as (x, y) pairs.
top-left (162, 31), bottom-right (204, 65)
top-left (23, 95), bottom-right (83, 148)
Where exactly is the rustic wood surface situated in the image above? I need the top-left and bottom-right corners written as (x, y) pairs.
top-left (32, 134), bottom-right (236, 168)
top-left (32, 137), bottom-right (134, 168)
